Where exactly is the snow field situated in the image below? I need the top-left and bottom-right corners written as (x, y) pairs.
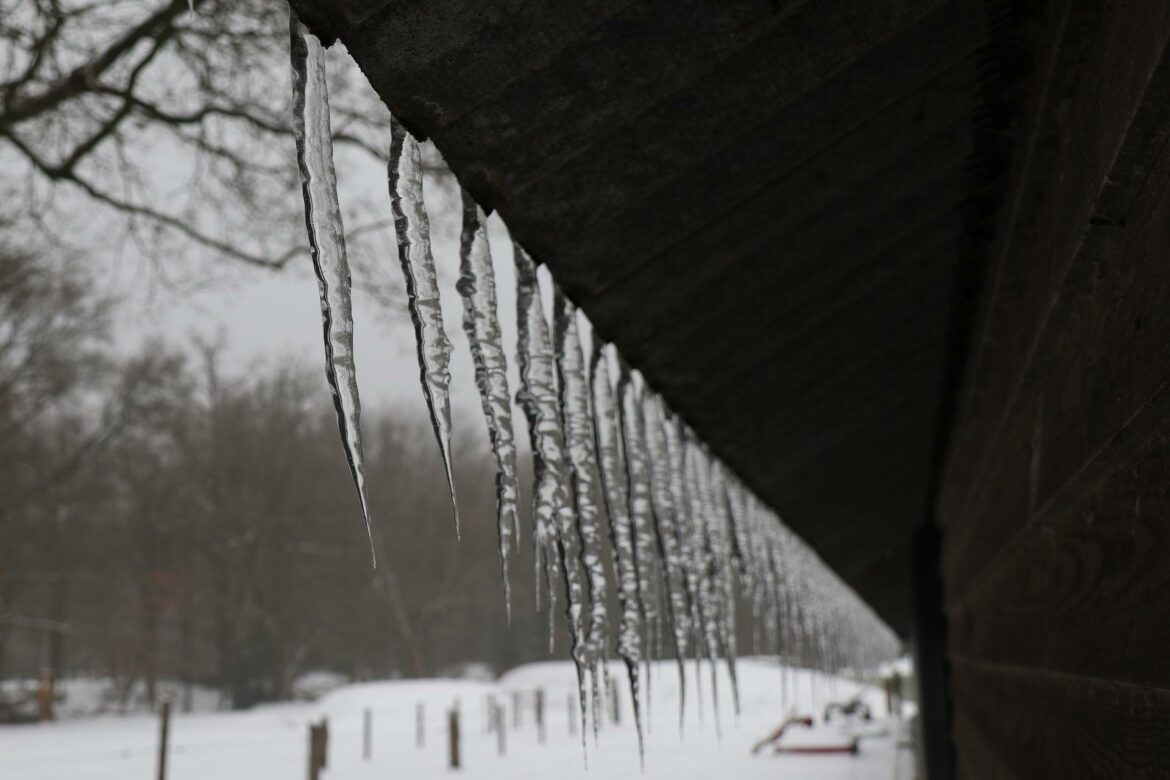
top-left (0, 657), bottom-right (914, 779)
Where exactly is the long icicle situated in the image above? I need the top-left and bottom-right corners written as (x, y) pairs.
top-left (707, 461), bottom-right (741, 717)
top-left (289, 12), bottom-right (374, 563)
top-left (663, 410), bottom-right (705, 724)
top-left (591, 342), bottom-right (645, 764)
top-left (752, 492), bottom-right (783, 655)
top-left (618, 367), bottom-right (659, 731)
top-left (725, 475), bottom-right (760, 617)
top-left (513, 245), bottom-right (574, 653)
top-left (388, 115), bottom-right (459, 534)
top-left (553, 290), bottom-right (609, 746)
top-left (515, 256), bottom-right (588, 731)
top-left (643, 394), bottom-right (691, 733)
top-left (456, 191), bottom-right (519, 617)
top-left (685, 434), bottom-right (723, 736)
top-left (730, 476), bottom-right (775, 685)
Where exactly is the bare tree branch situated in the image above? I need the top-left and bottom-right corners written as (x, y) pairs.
top-left (1, 0), bottom-right (191, 127)
top-left (0, 0), bottom-right (414, 272)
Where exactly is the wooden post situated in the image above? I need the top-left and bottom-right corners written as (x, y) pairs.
top-left (535, 687), bottom-right (545, 744)
top-left (495, 702), bottom-right (506, 756)
top-left (36, 671), bottom-right (54, 722)
top-left (156, 699), bottom-right (171, 780)
top-left (416, 701), bottom-right (425, 749)
top-left (512, 690), bottom-right (521, 728)
top-left (609, 676), bottom-right (620, 725)
top-left (307, 720), bottom-right (328, 780)
top-left (363, 707), bottom-right (372, 761)
top-left (448, 704), bottom-right (461, 770)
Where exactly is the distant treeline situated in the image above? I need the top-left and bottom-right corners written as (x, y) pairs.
top-left (0, 249), bottom-right (565, 709)
top-left (0, 250), bottom-right (791, 712)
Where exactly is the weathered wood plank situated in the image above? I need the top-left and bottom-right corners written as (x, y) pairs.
top-left (442, 0), bottom-right (822, 193)
top-left (940, 0), bottom-right (1170, 527)
top-left (689, 300), bottom-right (949, 449)
top-left (952, 695), bottom-right (1017, 779)
top-left (581, 51), bottom-right (995, 328)
top-left (463, 0), bottom-right (944, 226)
top-left (948, 388), bottom-right (1170, 685)
top-left (554, 2), bottom-right (994, 296)
top-left (951, 657), bottom-right (1170, 777)
top-left (292, 0), bottom-right (636, 128)
top-left (940, 391), bottom-right (1036, 592)
top-left (507, 0), bottom-right (983, 295)
top-left (628, 175), bottom-right (969, 406)
top-left (592, 118), bottom-right (977, 359)
top-left (1036, 95), bottom-right (1170, 516)
top-left (942, 38), bottom-right (1170, 589)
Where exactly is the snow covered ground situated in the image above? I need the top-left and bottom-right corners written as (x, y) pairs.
top-left (0, 657), bottom-right (916, 779)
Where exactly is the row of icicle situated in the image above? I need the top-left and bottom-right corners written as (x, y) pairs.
top-left (289, 13), bottom-right (899, 764)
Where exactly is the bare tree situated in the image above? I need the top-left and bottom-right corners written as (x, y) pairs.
top-left (0, 0), bottom-right (413, 274)
top-left (0, 249), bottom-right (110, 513)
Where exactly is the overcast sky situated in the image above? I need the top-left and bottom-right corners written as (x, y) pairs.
top-left (100, 138), bottom-right (527, 435)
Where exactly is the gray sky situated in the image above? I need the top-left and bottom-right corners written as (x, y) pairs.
top-left (102, 147), bottom-right (525, 430)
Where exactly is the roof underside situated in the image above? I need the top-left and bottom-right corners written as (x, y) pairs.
top-left (291, 0), bottom-right (1032, 635)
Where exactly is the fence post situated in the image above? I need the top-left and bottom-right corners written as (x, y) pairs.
top-left (535, 688), bottom-right (545, 744)
top-left (448, 704), bottom-right (461, 770)
top-left (416, 701), bottom-right (425, 749)
top-left (156, 699), bottom-right (171, 780)
top-left (609, 676), bottom-right (620, 725)
top-left (363, 707), bottom-right (372, 761)
top-left (495, 702), bottom-right (506, 756)
top-left (307, 719), bottom-right (328, 780)
top-left (36, 671), bottom-right (55, 722)
top-left (307, 724), bottom-right (317, 780)
top-left (512, 690), bottom-right (521, 728)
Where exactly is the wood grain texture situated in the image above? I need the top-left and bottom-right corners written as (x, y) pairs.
top-left (939, 3), bottom-right (1170, 775)
top-left (580, 48), bottom-right (1003, 326)
top-left (940, 0), bottom-right (1170, 538)
top-left (950, 424), bottom-right (1170, 688)
top-left (941, 1), bottom-right (1170, 593)
top-left (496, 0), bottom-right (967, 288)
top-left (594, 121), bottom-right (977, 363)
top-left (951, 658), bottom-right (1170, 778)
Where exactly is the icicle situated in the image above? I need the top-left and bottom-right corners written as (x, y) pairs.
top-left (289, 12), bottom-right (374, 563)
top-left (552, 290), bottom-right (609, 745)
top-left (754, 495), bottom-right (784, 654)
top-left (642, 394), bottom-right (691, 732)
top-left (684, 436), bottom-right (723, 735)
top-left (663, 411), bottom-right (705, 723)
top-left (617, 367), bottom-right (659, 727)
top-left (513, 245), bottom-right (588, 671)
top-left (388, 115), bottom-right (459, 534)
top-left (724, 474), bottom-right (756, 599)
top-left (457, 191), bottom-right (519, 617)
top-left (707, 462), bottom-right (741, 716)
top-left (590, 341), bottom-right (645, 763)
top-left (730, 477), bottom-right (777, 672)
